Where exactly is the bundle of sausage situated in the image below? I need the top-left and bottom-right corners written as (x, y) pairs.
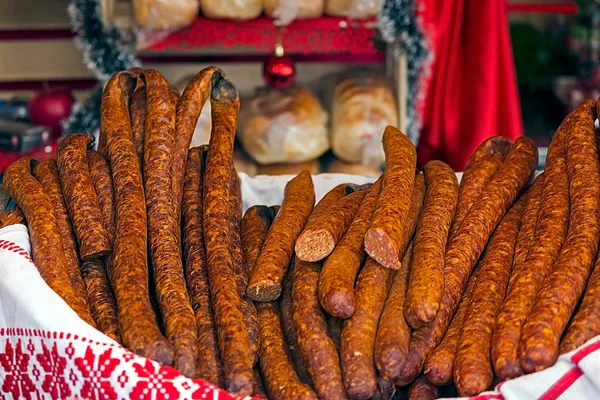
top-left (3, 67), bottom-right (600, 400)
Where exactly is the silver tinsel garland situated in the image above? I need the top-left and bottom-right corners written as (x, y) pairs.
top-left (62, 0), bottom-right (140, 135)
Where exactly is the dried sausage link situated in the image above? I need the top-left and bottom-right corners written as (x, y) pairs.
top-left (81, 259), bottom-right (120, 342)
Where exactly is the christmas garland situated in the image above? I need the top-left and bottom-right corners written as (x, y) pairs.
top-left (378, 0), bottom-right (431, 145)
top-left (63, 0), bottom-right (140, 135)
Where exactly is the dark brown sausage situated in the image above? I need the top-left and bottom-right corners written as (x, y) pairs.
top-left (101, 70), bottom-right (172, 365)
top-left (229, 167), bottom-right (260, 364)
top-left (242, 206), bottom-right (273, 277)
top-left (56, 133), bottom-right (111, 260)
top-left (143, 69), bottom-right (197, 377)
top-left (182, 146), bottom-right (222, 386)
top-left (32, 159), bottom-right (93, 324)
top-left (247, 171), bottom-right (315, 301)
top-left (375, 244), bottom-right (413, 380)
top-left (449, 153), bottom-right (505, 240)
top-left (295, 189), bottom-right (367, 262)
top-left (129, 77), bottom-right (146, 167)
top-left (293, 258), bottom-right (347, 400)
top-left (364, 126), bottom-right (417, 270)
top-left (203, 73), bottom-right (253, 395)
top-left (520, 101), bottom-right (600, 373)
top-left (341, 257), bottom-right (393, 400)
top-left (0, 184), bottom-right (9, 211)
top-left (396, 136), bottom-right (538, 385)
top-left (257, 301), bottom-right (317, 400)
top-left (253, 367), bottom-right (268, 399)
top-left (318, 178), bottom-right (382, 319)
top-left (406, 161), bottom-right (458, 328)
top-left (492, 173), bottom-right (547, 380)
top-left (173, 67), bottom-right (220, 227)
top-left (80, 259), bottom-right (120, 342)
top-left (424, 263), bottom-right (483, 386)
top-left (327, 315), bottom-right (344, 354)
top-left (85, 151), bottom-right (116, 244)
top-left (407, 376), bottom-right (439, 400)
top-left (280, 261), bottom-right (313, 387)
top-left (0, 206), bottom-right (24, 228)
top-left (3, 157), bottom-right (94, 324)
top-left (454, 194), bottom-right (527, 397)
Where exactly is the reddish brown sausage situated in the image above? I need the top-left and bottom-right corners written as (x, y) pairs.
top-left (364, 126), bottom-right (417, 269)
top-left (143, 69), bottom-right (197, 377)
top-left (182, 146), bottom-right (222, 385)
top-left (173, 67), bottom-right (220, 226)
top-left (396, 136), bottom-right (537, 385)
top-left (520, 101), bottom-right (600, 373)
top-left (247, 171), bottom-right (315, 301)
top-left (341, 256), bottom-right (393, 400)
top-left (375, 244), bottom-right (413, 380)
top-left (101, 70), bottom-right (172, 365)
top-left (3, 157), bottom-right (94, 324)
top-left (293, 258), bottom-right (347, 400)
top-left (203, 73), bottom-right (253, 395)
top-left (424, 264), bottom-right (483, 386)
top-left (229, 168), bottom-right (260, 364)
top-left (32, 160), bottom-right (93, 324)
top-left (492, 173), bottom-right (547, 380)
top-left (463, 135), bottom-right (512, 174)
top-left (85, 151), bottom-right (116, 244)
top-left (56, 133), bottom-right (111, 260)
top-left (242, 206), bottom-right (273, 277)
top-left (449, 153), bottom-right (505, 240)
top-left (295, 189), bottom-right (367, 262)
top-left (0, 206), bottom-right (24, 228)
top-left (280, 261), bottom-right (313, 387)
top-left (129, 77), bottom-right (146, 167)
top-left (257, 301), bottom-right (317, 400)
top-left (454, 194), bottom-right (526, 397)
top-left (318, 179), bottom-right (382, 319)
top-left (80, 259), bottom-right (120, 342)
top-left (406, 161), bottom-right (458, 327)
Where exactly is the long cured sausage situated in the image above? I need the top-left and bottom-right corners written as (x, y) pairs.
top-left (101, 70), bottom-right (172, 365)
top-left (143, 69), bottom-right (197, 377)
top-left (173, 67), bottom-right (220, 225)
top-left (293, 258), bottom-right (347, 400)
top-left (341, 256), bottom-right (392, 400)
top-left (405, 161), bottom-right (458, 327)
top-left (247, 171), bottom-right (315, 301)
top-left (492, 173), bottom-right (548, 380)
top-left (364, 126), bottom-right (417, 270)
top-left (241, 205), bottom-right (273, 277)
top-left (318, 179), bottom-right (382, 319)
top-left (374, 244), bottom-right (413, 380)
top-left (256, 301), bottom-right (317, 400)
top-left (454, 194), bottom-right (526, 397)
top-left (424, 264), bottom-right (483, 386)
top-left (32, 159), bottom-right (93, 325)
top-left (203, 72), bottom-right (253, 396)
top-left (183, 146), bottom-right (222, 385)
top-left (396, 136), bottom-right (537, 385)
top-left (56, 133), bottom-right (111, 261)
top-left (0, 206), bottom-right (24, 228)
top-left (463, 135), bottom-right (512, 175)
top-left (129, 77), bottom-right (146, 167)
top-left (3, 157), bottom-right (93, 323)
top-left (520, 101), bottom-right (600, 373)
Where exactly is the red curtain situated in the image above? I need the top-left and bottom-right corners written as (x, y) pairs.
top-left (416, 0), bottom-right (523, 171)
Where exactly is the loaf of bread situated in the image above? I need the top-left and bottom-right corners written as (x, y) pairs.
top-left (200, 0), bottom-right (262, 20)
top-left (238, 85), bottom-right (330, 165)
top-left (325, 158), bottom-right (381, 177)
top-left (264, 0), bottom-right (324, 20)
top-left (330, 72), bottom-right (398, 168)
top-left (133, 0), bottom-right (198, 30)
top-left (325, 0), bottom-right (381, 18)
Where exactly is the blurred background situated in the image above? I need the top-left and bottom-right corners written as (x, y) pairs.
top-left (0, 0), bottom-right (595, 175)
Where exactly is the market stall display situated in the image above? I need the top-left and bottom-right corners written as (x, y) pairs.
top-left (2, 67), bottom-right (600, 400)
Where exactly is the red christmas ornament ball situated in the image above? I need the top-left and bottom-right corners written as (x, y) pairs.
top-left (263, 54), bottom-right (295, 88)
top-left (29, 90), bottom-right (75, 137)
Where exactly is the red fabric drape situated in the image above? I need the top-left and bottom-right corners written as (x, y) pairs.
top-left (416, 0), bottom-right (523, 171)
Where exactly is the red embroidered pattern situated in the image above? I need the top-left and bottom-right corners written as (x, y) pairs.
top-left (0, 329), bottom-right (252, 400)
